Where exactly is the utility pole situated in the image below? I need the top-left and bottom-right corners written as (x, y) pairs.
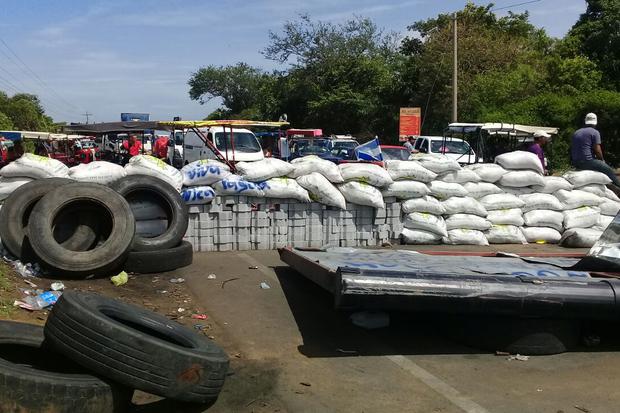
top-left (452, 12), bottom-right (458, 123)
top-left (82, 112), bottom-right (93, 124)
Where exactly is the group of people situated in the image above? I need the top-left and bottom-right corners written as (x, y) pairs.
top-left (121, 133), bottom-right (170, 161)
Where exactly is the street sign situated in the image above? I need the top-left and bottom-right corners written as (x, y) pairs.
top-left (399, 107), bottom-right (421, 141)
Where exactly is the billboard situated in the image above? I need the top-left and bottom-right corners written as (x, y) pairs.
top-left (121, 113), bottom-right (150, 122)
top-left (399, 107), bottom-right (421, 141)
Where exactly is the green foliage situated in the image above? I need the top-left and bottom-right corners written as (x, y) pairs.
top-left (0, 112), bottom-right (13, 130)
top-left (0, 91), bottom-right (55, 131)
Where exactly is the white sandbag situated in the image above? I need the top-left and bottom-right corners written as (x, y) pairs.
top-left (338, 163), bottom-right (393, 187)
top-left (462, 182), bottom-right (502, 199)
top-left (443, 229), bottom-right (489, 246)
top-left (338, 182), bottom-right (385, 209)
top-left (497, 170), bottom-right (545, 188)
top-left (385, 160), bottom-right (437, 182)
top-left (0, 153), bottom-right (69, 179)
top-left (401, 196), bottom-right (446, 215)
top-left (135, 219), bottom-right (168, 238)
top-left (297, 173), bottom-right (346, 209)
top-left (555, 189), bottom-right (603, 210)
top-left (400, 228), bottom-right (442, 244)
top-left (445, 214), bottom-right (492, 231)
top-left (539, 176), bottom-right (573, 194)
top-left (563, 207), bottom-right (600, 229)
top-left (181, 159), bottom-right (232, 186)
top-left (413, 154), bottom-right (461, 174)
top-left (485, 225), bottom-right (527, 244)
top-left (519, 193), bottom-right (564, 213)
top-left (487, 208), bottom-right (524, 226)
top-left (521, 227), bottom-right (562, 244)
top-left (0, 177), bottom-right (34, 201)
top-left (258, 178), bottom-right (311, 202)
top-left (381, 181), bottom-right (429, 199)
top-left (466, 163), bottom-right (506, 183)
top-left (563, 170), bottom-right (612, 187)
top-left (494, 150), bottom-right (544, 174)
top-left (180, 186), bottom-right (216, 205)
top-left (68, 161), bottom-right (126, 185)
top-left (427, 181), bottom-right (467, 200)
top-left (522, 210), bottom-right (564, 232)
top-left (438, 169), bottom-right (481, 183)
top-left (497, 186), bottom-right (536, 196)
top-left (579, 184), bottom-right (608, 198)
top-left (605, 187), bottom-right (620, 202)
top-left (600, 200), bottom-right (620, 216)
top-left (559, 228), bottom-right (602, 248)
top-left (287, 156), bottom-right (343, 183)
top-left (403, 212), bottom-right (447, 237)
top-left (596, 214), bottom-right (614, 231)
top-left (125, 155), bottom-right (183, 191)
top-left (212, 178), bottom-right (265, 197)
top-left (479, 193), bottom-right (525, 210)
top-left (442, 197), bottom-right (488, 217)
top-left (236, 158), bottom-right (294, 182)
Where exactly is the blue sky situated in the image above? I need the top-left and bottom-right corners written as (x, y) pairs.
top-left (0, 0), bottom-right (586, 124)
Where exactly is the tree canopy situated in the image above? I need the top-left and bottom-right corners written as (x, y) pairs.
top-left (187, 0), bottom-right (620, 169)
top-left (0, 91), bottom-right (55, 131)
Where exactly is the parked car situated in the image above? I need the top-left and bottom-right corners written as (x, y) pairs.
top-left (178, 127), bottom-right (264, 165)
top-left (413, 136), bottom-right (479, 164)
top-left (288, 138), bottom-right (342, 163)
top-left (380, 145), bottom-right (410, 161)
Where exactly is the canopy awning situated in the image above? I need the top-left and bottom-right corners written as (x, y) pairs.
top-left (63, 121), bottom-right (159, 134)
top-left (157, 120), bottom-right (289, 130)
top-left (447, 122), bottom-right (559, 137)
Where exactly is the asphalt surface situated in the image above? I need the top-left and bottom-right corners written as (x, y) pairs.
top-left (172, 246), bottom-right (620, 413)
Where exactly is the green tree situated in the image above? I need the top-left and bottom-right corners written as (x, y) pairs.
top-left (0, 112), bottom-right (13, 130)
top-left (566, 0), bottom-right (620, 89)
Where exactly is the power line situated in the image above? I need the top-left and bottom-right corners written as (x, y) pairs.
top-left (490, 0), bottom-right (541, 12)
top-left (82, 112), bottom-right (93, 124)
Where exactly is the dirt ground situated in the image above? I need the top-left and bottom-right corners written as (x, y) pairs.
top-left (5, 243), bottom-right (620, 413)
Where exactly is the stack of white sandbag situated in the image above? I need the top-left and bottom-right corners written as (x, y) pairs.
top-left (180, 159), bottom-right (231, 204)
top-left (68, 161), bottom-right (127, 185)
top-left (291, 156), bottom-right (345, 208)
top-left (125, 155), bottom-right (183, 191)
top-left (0, 153), bottom-right (69, 201)
top-left (337, 163), bottom-right (393, 209)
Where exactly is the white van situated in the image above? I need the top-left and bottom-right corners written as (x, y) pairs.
top-left (413, 136), bottom-right (480, 164)
top-left (171, 127), bottom-right (264, 166)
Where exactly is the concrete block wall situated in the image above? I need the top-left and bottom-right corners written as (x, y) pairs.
top-left (184, 196), bottom-right (403, 252)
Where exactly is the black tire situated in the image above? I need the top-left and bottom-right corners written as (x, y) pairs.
top-left (111, 175), bottom-right (188, 252)
top-left (443, 316), bottom-right (580, 355)
top-left (44, 291), bottom-right (229, 403)
top-left (0, 178), bottom-right (97, 260)
top-left (124, 241), bottom-right (193, 274)
top-left (27, 182), bottom-right (136, 277)
top-left (0, 320), bottom-right (131, 413)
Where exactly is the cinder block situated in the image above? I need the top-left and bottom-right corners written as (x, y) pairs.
top-left (217, 211), bottom-right (233, 221)
top-left (233, 203), bottom-right (251, 213)
top-left (217, 219), bottom-right (234, 228)
top-left (236, 242), bottom-right (251, 251)
top-left (217, 243), bottom-right (234, 251)
top-left (214, 235), bottom-right (235, 244)
top-left (188, 205), bottom-right (202, 214)
top-left (199, 229), bottom-right (215, 237)
top-left (236, 217), bottom-right (251, 227)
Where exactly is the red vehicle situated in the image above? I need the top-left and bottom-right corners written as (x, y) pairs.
top-left (26, 134), bottom-right (100, 166)
top-left (0, 138), bottom-right (18, 167)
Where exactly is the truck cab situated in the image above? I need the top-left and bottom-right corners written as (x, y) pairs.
top-left (414, 136), bottom-right (479, 164)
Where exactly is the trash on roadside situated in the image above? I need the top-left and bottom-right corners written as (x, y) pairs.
top-left (177, 307), bottom-right (185, 313)
top-left (350, 310), bottom-right (390, 329)
top-left (300, 382), bottom-right (311, 387)
top-left (207, 273), bottom-right (217, 279)
top-left (249, 266), bottom-right (258, 270)
top-left (50, 282), bottom-right (65, 291)
top-left (259, 282), bottom-right (270, 289)
top-left (193, 324), bottom-right (206, 330)
top-left (14, 290), bottom-right (62, 311)
top-left (110, 271), bottom-right (128, 286)
top-left (13, 261), bottom-right (41, 278)
top-left (507, 354), bottom-right (530, 361)
top-left (191, 314), bottom-right (208, 320)
top-left (170, 277), bottom-right (185, 284)
top-left (23, 279), bottom-right (37, 288)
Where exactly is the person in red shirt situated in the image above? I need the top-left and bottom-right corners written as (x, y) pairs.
top-left (122, 135), bottom-right (142, 157)
top-left (153, 134), bottom-right (169, 160)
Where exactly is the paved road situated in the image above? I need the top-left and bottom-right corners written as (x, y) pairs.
top-left (171, 247), bottom-right (619, 413)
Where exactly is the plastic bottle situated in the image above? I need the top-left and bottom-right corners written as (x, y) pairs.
top-left (21, 291), bottom-right (62, 310)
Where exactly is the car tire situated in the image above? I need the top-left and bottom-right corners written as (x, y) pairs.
top-left (124, 241), bottom-right (193, 274)
top-left (0, 178), bottom-right (98, 260)
top-left (443, 316), bottom-right (580, 355)
top-left (0, 320), bottom-right (131, 413)
top-left (111, 175), bottom-right (188, 251)
top-left (44, 291), bottom-right (229, 403)
top-left (27, 182), bottom-right (136, 277)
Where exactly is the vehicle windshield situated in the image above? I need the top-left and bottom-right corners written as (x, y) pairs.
top-left (80, 141), bottom-right (95, 149)
top-left (382, 147), bottom-right (410, 161)
top-left (174, 131), bottom-right (184, 146)
top-left (214, 132), bottom-right (261, 153)
top-left (431, 140), bottom-right (471, 155)
top-left (293, 139), bottom-right (331, 156)
top-left (332, 140), bottom-right (358, 150)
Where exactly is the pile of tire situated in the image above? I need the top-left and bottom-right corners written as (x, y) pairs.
top-left (0, 291), bottom-right (229, 412)
top-left (0, 175), bottom-right (193, 277)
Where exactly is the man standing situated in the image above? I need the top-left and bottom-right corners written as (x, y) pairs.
top-left (122, 134), bottom-right (142, 157)
top-left (153, 134), bottom-right (170, 161)
top-left (571, 113), bottom-right (620, 187)
top-left (403, 136), bottom-right (415, 153)
top-left (526, 130), bottom-right (550, 174)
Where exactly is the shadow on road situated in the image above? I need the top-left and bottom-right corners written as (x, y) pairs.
top-left (274, 266), bottom-right (620, 358)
